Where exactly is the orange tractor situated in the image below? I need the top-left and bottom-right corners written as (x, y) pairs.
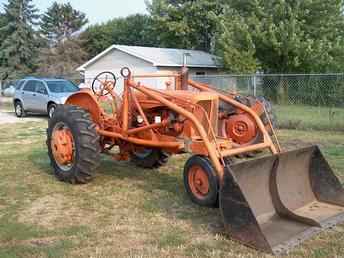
top-left (47, 67), bottom-right (344, 254)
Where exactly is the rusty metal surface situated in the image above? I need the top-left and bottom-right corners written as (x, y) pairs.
top-left (188, 79), bottom-right (278, 155)
top-left (220, 146), bottom-right (344, 254)
top-left (65, 91), bottom-right (103, 123)
top-left (220, 165), bottom-right (272, 253)
top-left (310, 146), bottom-right (344, 206)
top-left (271, 212), bottom-right (344, 255)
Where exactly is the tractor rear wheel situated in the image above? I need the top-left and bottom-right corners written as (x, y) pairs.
top-left (183, 155), bottom-right (219, 207)
top-left (47, 105), bottom-right (101, 184)
top-left (130, 148), bottom-right (169, 169)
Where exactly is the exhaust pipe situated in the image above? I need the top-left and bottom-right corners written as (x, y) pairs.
top-left (220, 146), bottom-right (344, 254)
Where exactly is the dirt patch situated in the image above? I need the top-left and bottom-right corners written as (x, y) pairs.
top-left (0, 205), bottom-right (5, 220)
top-left (1, 139), bottom-right (37, 145)
top-left (25, 237), bottom-right (59, 247)
top-left (0, 237), bottom-right (60, 250)
top-left (280, 139), bottom-right (314, 151)
top-left (18, 194), bottom-right (96, 229)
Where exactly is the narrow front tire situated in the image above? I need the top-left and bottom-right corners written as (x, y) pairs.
top-left (183, 155), bottom-right (219, 207)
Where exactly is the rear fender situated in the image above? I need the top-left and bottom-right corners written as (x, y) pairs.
top-left (65, 91), bottom-right (103, 124)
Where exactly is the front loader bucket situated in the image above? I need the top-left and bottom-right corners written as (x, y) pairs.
top-left (220, 146), bottom-right (344, 254)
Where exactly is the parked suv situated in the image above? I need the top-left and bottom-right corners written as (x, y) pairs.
top-left (13, 78), bottom-right (79, 118)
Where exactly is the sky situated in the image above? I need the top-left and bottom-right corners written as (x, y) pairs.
top-left (0, 0), bottom-right (148, 25)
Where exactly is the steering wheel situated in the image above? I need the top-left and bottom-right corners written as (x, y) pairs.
top-left (92, 71), bottom-right (117, 96)
top-left (120, 67), bottom-right (131, 78)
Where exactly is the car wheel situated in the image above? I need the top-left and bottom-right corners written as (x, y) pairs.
top-left (48, 103), bottom-right (57, 118)
top-left (14, 101), bottom-right (26, 117)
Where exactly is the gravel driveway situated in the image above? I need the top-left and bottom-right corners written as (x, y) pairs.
top-left (0, 111), bottom-right (45, 124)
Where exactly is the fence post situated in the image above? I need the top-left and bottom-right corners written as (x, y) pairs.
top-left (253, 75), bottom-right (257, 96)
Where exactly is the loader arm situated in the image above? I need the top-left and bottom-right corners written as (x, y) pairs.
top-left (126, 79), bottom-right (225, 178)
top-left (188, 79), bottom-right (278, 155)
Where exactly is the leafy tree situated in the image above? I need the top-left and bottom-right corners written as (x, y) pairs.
top-left (0, 0), bottom-right (39, 78)
top-left (82, 14), bottom-right (157, 58)
top-left (81, 22), bottom-right (114, 58)
top-left (148, 0), bottom-right (222, 52)
top-left (217, 0), bottom-right (344, 104)
top-left (216, 9), bottom-right (258, 73)
top-left (40, 2), bottom-right (88, 45)
top-left (218, 0), bottom-right (344, 73)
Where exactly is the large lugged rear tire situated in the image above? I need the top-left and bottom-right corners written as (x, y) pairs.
top-left (47, 105), bottom-right (101, 184)
top-left (130, 148), bottom-right (169, 169)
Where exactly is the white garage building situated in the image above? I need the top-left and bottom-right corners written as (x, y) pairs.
top-left (77, 45), bottom-right (222, 92)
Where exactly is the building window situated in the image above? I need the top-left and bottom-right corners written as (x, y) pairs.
top-left (196, 72), bottom-right (206, 76)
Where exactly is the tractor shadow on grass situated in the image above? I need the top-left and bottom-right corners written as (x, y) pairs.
top-left (97, 156), bottom-right (225, 234)
top-left (30, 150), bottom-right (226, 238)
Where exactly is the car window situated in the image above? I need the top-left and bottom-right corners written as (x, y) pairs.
top-left (22, 81), bottom-right (36, 92)
top-left (46, 81), bottom-right (79, 93)
top-left (35, 81), bottom-right (48, 95)
top-left (15, 80), bottom-right (26, 90)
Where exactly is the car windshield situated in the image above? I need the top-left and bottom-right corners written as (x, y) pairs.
top-left (47, 81), bottom-right (79, 93)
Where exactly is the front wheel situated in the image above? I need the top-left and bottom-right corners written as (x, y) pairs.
top-left (47, 105), bottom-right (101, 184)
top-left (14, 101), bottom-right (26, 117)
top-left (183, 155), bottom-right (219, 207)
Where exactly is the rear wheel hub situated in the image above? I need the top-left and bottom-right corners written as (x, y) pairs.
top-left (51, 123), bottom-right (75, 171)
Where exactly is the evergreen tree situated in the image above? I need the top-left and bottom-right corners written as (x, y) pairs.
top-left (40, 2), bottom-right (88, 45)
top-left (0, 0), bottom-right (39, 78)
top-left (37, 2), bottom-right (88, 75)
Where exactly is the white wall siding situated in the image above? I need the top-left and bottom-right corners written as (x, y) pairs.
top-left (82, 49), bottom-right (220, 93)
top-left (86, 49), bottom-right (153, 71)
top-left (84, 49), bottom-right (158, 94)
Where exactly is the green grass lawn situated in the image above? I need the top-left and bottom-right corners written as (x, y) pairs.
top-left (276, 104), bottom-right (344, 131)
top-left (0, 121), bottom-right (344, 257)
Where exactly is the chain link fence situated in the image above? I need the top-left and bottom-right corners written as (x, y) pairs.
top-left (1, 73), bottom-right (344, 131)
top-left (192, 74), bottom-right (344, 131)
